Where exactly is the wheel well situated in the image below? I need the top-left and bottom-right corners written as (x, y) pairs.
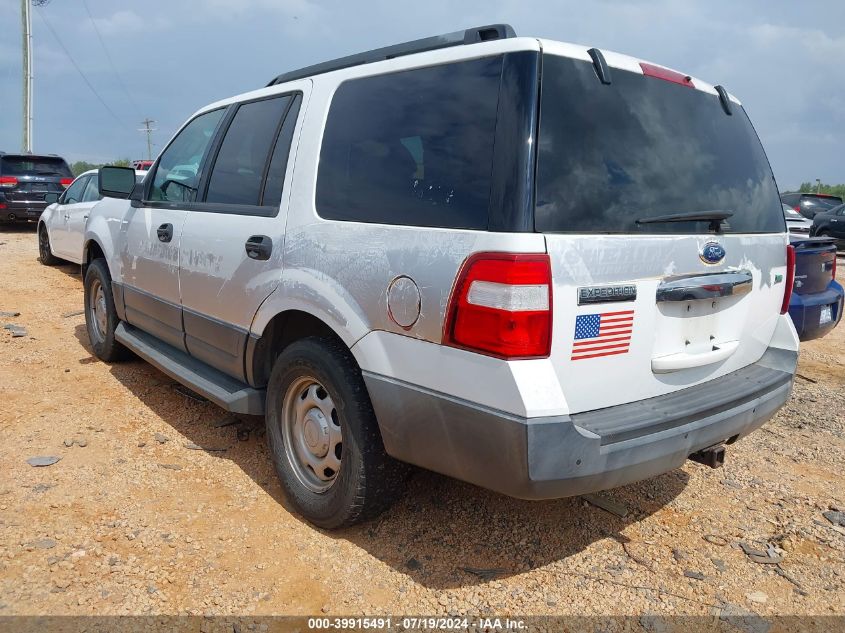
top-left (250, 310), bottom-right (344, 387)
top-left (82, 240), bottom-right (105, 276)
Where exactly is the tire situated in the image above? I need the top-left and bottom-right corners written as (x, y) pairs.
top-left (265, 336), bottom-right (407, 529)
top-left (38, 224), bottom-right (60, 266)
top-left (817, 230), bottom-right (830, 237)
top-left (83, 259), bottom-right (129, 362)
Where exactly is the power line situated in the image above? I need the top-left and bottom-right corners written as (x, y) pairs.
top-left (34, 4), bottom-right (127, 129)
top-left (80, 0), bottom-right (141, 118)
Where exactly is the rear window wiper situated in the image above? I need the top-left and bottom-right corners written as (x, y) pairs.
top-left (636, 210), bottom-right (733, 232)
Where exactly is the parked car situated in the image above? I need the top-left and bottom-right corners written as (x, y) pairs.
top-left (38, 169), bottom-right (147, 265)
top-left (0, 152), bottom-right (73, 223)
top-left (82, 25), bottom-right (799, 529)
top-left (787, 236), bottom-right (842, 340)
top-left (132, 160), bottom-right (154, 171)
top-left (783, 203), bottom-right (813, 235)
top-left (810, 203), bottom-right (845, 245)
top-left (780, 192), bottom-right (843, 219)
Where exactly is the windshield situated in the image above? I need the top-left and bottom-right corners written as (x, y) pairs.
top-left (0, 156), bottom-right (72, 177)
top-left (535, 55), bottom-right (784, 234)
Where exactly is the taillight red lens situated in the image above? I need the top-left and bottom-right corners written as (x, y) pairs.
top-left (793, 205), bottom-right (801, 213)
top-left (639, 62), bottom-right (695, 88)
top-left (832, 255), bottom-right (837, 280)
top-left (60, 178), bottom-right (74, 187)
top-left (0, 203), bottom-right (6, 209)
top-left (444, 252), bottom-right (552, 359)
top-left (0, 176), bottom-right (18, 188)
top-left (780, 245), bottom-right (796, 314)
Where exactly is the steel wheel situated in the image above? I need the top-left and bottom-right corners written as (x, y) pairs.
top-left (281, 376), bottom-right (343, 493)
top-left (88, 278), bottom-right (108, 345)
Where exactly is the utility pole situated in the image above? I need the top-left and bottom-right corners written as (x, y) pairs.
top-left (139, 118), bottom-right (156, 160)
top-left (815, 178), bottom-right (821, 194)
top-left (21, 0), bottom-right (33, 153)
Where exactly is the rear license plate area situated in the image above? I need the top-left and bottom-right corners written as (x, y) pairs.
top-left (820, 305), bottom-right (832, 325)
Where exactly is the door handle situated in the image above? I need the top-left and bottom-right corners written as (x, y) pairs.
top-left (245, 235), bottom-right (272, 260)
top-left (157, 223), bottom-right (173, 243)
top-left (656, 270), bottom-right (753, 302)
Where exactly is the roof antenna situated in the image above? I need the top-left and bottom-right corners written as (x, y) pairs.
top-left (715, 85), bottom-right (733, 115)
top-left (587, 48), bottom-right (612, 85)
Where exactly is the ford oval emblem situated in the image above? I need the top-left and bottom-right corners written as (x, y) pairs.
top-left (700, 242), bottom-right (726, 265)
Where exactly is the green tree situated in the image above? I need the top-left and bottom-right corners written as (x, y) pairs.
top-left (791, 182), bottom-right (845, 199)
top-left (70, 160), bottom-right (102, 176)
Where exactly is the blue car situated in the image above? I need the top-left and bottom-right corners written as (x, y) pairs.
top-left (788, 236), bottom-right (843, 341)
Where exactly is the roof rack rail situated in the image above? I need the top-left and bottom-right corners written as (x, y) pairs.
top-left (266, 24), bottom-right (516, 86)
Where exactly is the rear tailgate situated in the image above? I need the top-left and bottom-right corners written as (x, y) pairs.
top-left (536, 48), bottom-right (788, 414)
top-left (791, 237), bottom-right (837, 295)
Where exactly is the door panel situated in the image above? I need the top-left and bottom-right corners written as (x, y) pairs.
top-left (119, 207), bottom-right (188, 350)
top-left (51, 175), bottom-right (89, 257)
top-left (119, 107), bottom-right (228, 351)
top-left (179, 91), bottom-right (305, 380)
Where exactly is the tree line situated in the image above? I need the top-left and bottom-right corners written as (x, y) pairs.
top-left (70, 159), bottom-right (131, 176)
top-left (789, 182), bottom-right (845, 199)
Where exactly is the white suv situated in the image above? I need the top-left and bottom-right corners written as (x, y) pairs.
top-left (83, 25), bottom-right (799, 528)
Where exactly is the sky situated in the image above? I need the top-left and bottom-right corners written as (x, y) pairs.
top-left (0, 0), bottom-right (842, 190)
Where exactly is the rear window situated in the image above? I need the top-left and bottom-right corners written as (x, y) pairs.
top-left (802, 195), bottom-right (842, 209)
top-left (0, 156), bottom-right (72, 177)
top-left (316, 57), bottom-right (503, 230)
top-left (536, 55), bottom-right (783, 234)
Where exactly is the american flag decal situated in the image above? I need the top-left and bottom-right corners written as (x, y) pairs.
top-left (571, 310), bottom-right (635, 360)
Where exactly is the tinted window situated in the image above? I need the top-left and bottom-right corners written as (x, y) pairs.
top-left (205, 96), bottom-right (291, 206)
top-left (150, 108), bottom-right (225, 203)
top-left (536, 55), bottom-right (783, 234)
top-left (81, 176), bottom-right (101, 202)
top-left (63, 176), bottom-right (88, 204)
top-left (803, 196), bottom-right (842, 210)
top-left (316, 57), bottom-right (503, 229)
top-left (261, 96), bottom-right (302, 209)
top-left (0, 156), bottom-right (72, 177)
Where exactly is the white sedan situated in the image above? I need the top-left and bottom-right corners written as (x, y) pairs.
top-left (38, 169), bottom-right (146, 265)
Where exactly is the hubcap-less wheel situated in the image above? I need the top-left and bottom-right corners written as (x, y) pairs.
top-left (39, 229), bottom-right (50, 260)
top-left (281, 376), bottom-right (342, 493)
top-left (88, 279), bottom-right (108, 344)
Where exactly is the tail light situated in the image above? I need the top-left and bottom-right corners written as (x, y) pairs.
top-left (833, 256), bottom-right (837, 280)
top-left (60, 178), bottom-right (74, 188)
top-left (444, 252), bottom-right (552, 359)
top-left (639, 62), bottom-right (695, 88)
top-left (780, 245), bottom-right (795, 314)
top-left (0, 203), bottom-right (6, 209)
top-left (793, 205), bottom-right (801, 213)
top-left (0, 176), bottom-right (18, 188)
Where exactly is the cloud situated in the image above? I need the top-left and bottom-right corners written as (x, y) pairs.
top-left (84, 10), bottom-right (169, 36)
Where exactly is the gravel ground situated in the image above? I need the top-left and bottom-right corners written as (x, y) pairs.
top-left (0, 227), bottom-right (843, 618)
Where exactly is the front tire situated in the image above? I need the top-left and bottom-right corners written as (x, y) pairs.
top-left (83, 259), bottom-right (128, 362)
top-left (38, 224), bottom-right (60, 266)
top-left (265, 337), bottom-right (407, 529)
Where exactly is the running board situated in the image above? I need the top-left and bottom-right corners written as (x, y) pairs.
top-left (115, 322), bottom-right (265, 415)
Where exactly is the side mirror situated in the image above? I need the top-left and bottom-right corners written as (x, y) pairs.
top-left (98, 166), bottom-right (136, 199)
top-left (44, 192), bottom-right (59, 205)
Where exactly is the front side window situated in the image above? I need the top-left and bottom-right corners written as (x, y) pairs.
top-left (205, 96), bottom-right (292, 206)
top-left (536, 55), bottom-right (784, 234)
top-left (63, 176), bottom-right (88, 204)
top-left (150, 108), bottom-right (225, 203)
top-left (316, 57), bottom-right (503, 229)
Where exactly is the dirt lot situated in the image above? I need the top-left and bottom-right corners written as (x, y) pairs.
top-left (0, 226), bottom-right (843, 619)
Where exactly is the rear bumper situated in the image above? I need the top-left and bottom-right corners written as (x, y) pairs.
top-left (364, 347), bottom-right (797, 500)
top-left (788, 281), bottom-right (844, 341)
top-left (0, 202), bottom-right (48, 222)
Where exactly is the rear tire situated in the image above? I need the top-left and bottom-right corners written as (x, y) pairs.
top-left (265, 336), bottom-right (407, 529)
top-left (83, 259), bottom-right (129, 362)
top-left (817, 230), bottom-right (831, 237)
top-left (38, 224), bottom-right (60, 266)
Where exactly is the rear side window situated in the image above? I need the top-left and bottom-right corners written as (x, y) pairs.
top-left (536, 55), bottom-right (783, 234)
top-left (81, 176), bottom-right (101, 202)
top-left (63, 176), bottom-right (88, 204)
top-left (316, 57), bottom-right (503, 229)
top-left (0, 156), bottom-right (72, 177)
top-left (205, 95), bottom-right (292, 206)
top-left (261, 95), bottom-right (302, 209)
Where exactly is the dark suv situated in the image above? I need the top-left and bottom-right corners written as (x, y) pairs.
top-left (0, 153), bottom-right (74, 223)
top-left (781, 192), bottom-right (844, 220)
